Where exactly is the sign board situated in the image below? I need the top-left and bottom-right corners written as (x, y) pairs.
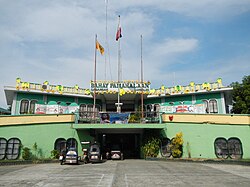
top-left (100, 112), bottom-right (130, 124)
top-left (90, 81), bottom-right (150, 92)
top-left (35, 104), bottom-right (46, 114)
top-left (46, 105), bottom-right (59, 114)
top-left (160, 103), bottom-right (206, 114)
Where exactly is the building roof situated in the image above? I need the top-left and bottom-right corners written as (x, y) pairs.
top-left (0, 107), bottom-right (11, 114)
top-left (4, 78), bottom-right (233, 105)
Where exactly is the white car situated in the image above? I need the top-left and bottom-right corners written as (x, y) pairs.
top-left (65, 148), bottom-right (79, 164)
top-left (111, 145), bottom-right (123, 160)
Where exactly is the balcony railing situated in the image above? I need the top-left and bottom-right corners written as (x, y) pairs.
top-left (76, 111), bottom-right (160, 124)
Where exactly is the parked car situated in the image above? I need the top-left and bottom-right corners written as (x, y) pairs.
top-left (111, 144), bottom-right (123, 160)
top-left (64, 147), bottom-right (79, 164)
top-left (89, 143), bottom-right (102, 163)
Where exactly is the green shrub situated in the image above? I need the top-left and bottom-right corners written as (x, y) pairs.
top-left (128, 112), bottom-right (141, 123)
top-left (142, 137), bottom-right (161, 158)
top-left (51, 150), bottom-right (60, 159)
top-left (32, 142), bottom-right (38, 160)
top-left (22, 147), bottom-right (32, 160)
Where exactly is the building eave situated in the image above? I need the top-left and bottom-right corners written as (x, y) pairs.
top-left (147, 87), bottom-right (233, 99)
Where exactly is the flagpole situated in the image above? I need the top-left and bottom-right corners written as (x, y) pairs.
top-left (105, 0), bottom-right (108, 80)
top-left (93, 34), bottom-right (97, 123)
top-left (140, 35), bottom-right (144, 123)
top-left (117, 15), bottom-right (122, 113)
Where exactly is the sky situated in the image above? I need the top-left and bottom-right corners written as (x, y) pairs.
top-left (0, 0), bottom-right (250, 108)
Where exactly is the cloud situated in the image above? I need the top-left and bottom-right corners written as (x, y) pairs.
top-left (112, 0), bottom-right (250, 20)
top-left (151, 38), bottom-right (199, 57)
top-left (0, 0), bottom-right (249, 108)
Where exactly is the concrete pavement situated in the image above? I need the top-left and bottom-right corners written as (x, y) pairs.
top-left (0, 160), bottom-right (250, 186)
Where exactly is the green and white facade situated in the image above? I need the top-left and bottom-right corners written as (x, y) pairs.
top-left (0, 78), bottom-right (249, 160)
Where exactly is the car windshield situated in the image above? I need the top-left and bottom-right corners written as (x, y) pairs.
top-left (111, 144), bottom-right (120, 151)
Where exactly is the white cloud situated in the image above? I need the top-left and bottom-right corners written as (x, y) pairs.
top-left (152, 38), bottom-right (199, 57)
top-left (112, 0), bottom-right (250, 20)
top-left (0, 0), bottom-right (249, 108)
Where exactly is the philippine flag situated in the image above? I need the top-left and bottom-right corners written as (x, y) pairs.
top-left (116, 26), bottom-right (122, 41)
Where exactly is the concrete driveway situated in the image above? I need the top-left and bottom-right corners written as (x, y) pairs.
top-left (0, 160), bottom-right (250, 186)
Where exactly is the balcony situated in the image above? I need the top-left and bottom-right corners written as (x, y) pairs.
top-left (77, 111), bottom-right (160, 124)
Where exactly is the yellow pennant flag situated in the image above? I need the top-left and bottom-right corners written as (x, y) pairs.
top-left (96, 40), bottom-right (104, 55)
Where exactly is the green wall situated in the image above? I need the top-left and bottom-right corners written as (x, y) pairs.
top-left (78, 97), bottom-right (94, 105)
top-left (0, 123), bottom-right (96, 159)
top-left (0, 123), bottom-right (88, 159)
top-left (47, 95), bottom-right (75, 103)
top-left (1, 122), bottom-right (249, 159)
top-left (164, 95), bottom-right (193, 103)
top-left (16, 93), bottom-right (44, 101)
top-left (144, 98), bottom-right (162, 104)
top-left (164, 123), bottom-right (250, 159)
top-left (195, 92), bottom-right (221, 101)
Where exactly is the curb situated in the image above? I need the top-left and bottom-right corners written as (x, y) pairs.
top-left (145, 157), bottom-right (250, 166)
top-left (0, 159), bottom-right (58, 166)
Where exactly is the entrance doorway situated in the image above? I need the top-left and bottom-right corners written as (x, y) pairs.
top-left (98, 133), bottom-right (141, 159)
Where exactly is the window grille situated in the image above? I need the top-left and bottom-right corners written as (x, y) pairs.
top-left (214, 138), bottom-right (228, 159)
top-left (209, 99), bottom-right (218, 113)
top-left (6, 138), bottom-right (21, 160)
top-left (29, 100), bottom-right (38, 114)
top-left (79, 104), bottom-right (87, 118)
top-left (0, 138), bottom-right (7, 160)
top-left (20, 100), bottom-right (29, 114)
top-left (228, 138), bottom-right (243, 159)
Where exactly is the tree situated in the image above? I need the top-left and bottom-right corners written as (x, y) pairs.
top-left (230, 75), bottom-right (250, 114)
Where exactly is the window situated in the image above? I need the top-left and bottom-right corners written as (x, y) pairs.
top-left (214, 137), bottom-right (243, 159)
top-left (54, 138), bottom-right (66, 153)
top-left (6, 138), bottom-right (21, 160)
top-left (202, 99), bottom-right (218, 114)
top-left (214, 138), bottom-right (228, 159)
top-left (203, 100), bottom-right (209, 113)
top-left (146, 105), bottom-right (153, 117)
top-left (0, 138), bottom-right (7, 160)
top-left (160, 138), bottom-right (171, 157)
top-left (67, 138), bottom-right (77, 149)
top-left (20, 99), bottom-right (29, 114)
top-left (228, 138), bottom-right (243, 159)
top-left (153, 104), bottom-right (160, 117)
top-left (29, 100), bottom-right (38, 114)
top-left (209, 99), bottom-right (218, 113)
